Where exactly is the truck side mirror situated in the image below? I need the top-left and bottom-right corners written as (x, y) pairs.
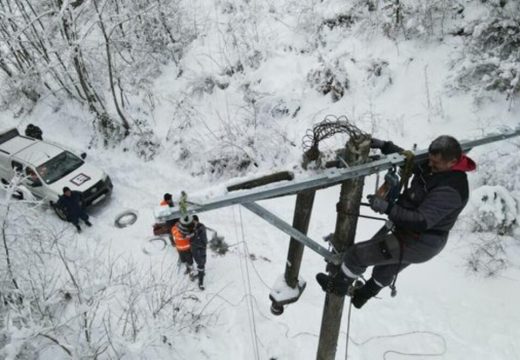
top-left (80, 152), bottom-right (87, 159)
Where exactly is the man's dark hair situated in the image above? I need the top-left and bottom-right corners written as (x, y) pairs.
top-left (193, 215), bottom-right (199, 222)
top-left (428, 135), bottom-right (462, 161)
top-left (164, 193), bottom-right (172, 202)
top-left (63, 187), bottom-right (71, 193)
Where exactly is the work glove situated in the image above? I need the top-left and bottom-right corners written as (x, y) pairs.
top-left (370, 138), bottom-right (386, 149)
top-left (367, 194), bottom-right (390, 214)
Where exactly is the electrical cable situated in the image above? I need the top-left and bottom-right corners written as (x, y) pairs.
top-left (238, 206), bottom-right (262, 360)
top-left (344, 299), bottom-right (354, 360)
top-left (232, 206), bottom-right (261, 360)
top-left (348, 330), bottom-right (447, 359)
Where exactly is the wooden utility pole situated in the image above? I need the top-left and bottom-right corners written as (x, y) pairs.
top-left (284, 146), bottom-right (321, 289)
top-left (316, 137), bottom-right (370, 360)
top-left (285, 189), bottom-right (316, 288)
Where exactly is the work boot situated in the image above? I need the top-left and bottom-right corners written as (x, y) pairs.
top-left (85, 220), bottom-right (92, 227)
top-left (351, 278), bottom-right (382, 309)
top-left (198, 271), bottom-right (205, 290)
top-left (316, 272), bottom-right (354, 296)
top-left (184, 265), bottom-right (192, 275)
top-left (75, 224), bottom-right (82, 233)
top-left (189, 269), bottom-right (198, 281)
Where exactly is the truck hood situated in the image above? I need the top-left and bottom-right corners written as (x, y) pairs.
top-left (48, 163), bottom-right (106, 194)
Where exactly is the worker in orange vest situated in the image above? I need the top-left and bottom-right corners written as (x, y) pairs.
top-left (160, 193), bottom-right (174, 207)
top-left (157, 193), bottom-right (178, 239)
top-left (171, 215), bottom-right (195, 276)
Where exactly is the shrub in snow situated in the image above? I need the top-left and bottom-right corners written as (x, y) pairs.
top-left (307, 63), bottom-right (349, 102)
top-left (455, 13), bottom-right (520, 99)
top-left (206, 154), bottom-right (257, 177)
top-left (165, 92), bottom-right (294, 179)
top-left (473, 146), bottom-right (520, 192)
top-left (0, 199), bottom-right (209, 359)
top-left (132, 130), bottom-right (161, 161)
top-left (222, 61), bottom-right (245, 77)
top-left (466, 185), bottom-right (518, 235)
top-left (338, 0), bottom-right (466, 40)
top-left (320, 14), bottom-right (358, 32)
top-left (366, 59), bottom-right (393, 93)
top-left (188, 76), bottom-right (230, 97)
top-left (209, 232), bottom-right (229, 255)
top-left (466, 234), bottom-right (508, 277)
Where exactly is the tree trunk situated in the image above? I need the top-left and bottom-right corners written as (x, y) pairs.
top-left (92, 0), bottom-right (131, 136)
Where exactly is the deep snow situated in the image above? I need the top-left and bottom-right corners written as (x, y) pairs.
top-left (1, 0), bottom-right (520, 359)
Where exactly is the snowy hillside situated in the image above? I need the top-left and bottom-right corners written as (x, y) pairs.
top-left (1, 0), bottom-right (520, 359)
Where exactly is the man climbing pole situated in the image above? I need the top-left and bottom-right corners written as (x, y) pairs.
top-left (316, 135), bottom-right (476, 308)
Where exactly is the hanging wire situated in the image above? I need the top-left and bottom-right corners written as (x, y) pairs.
top-left (344, 299), bottom-right (354, 360)
top-left (232, 205), bottom-right (261, 360)
top-left (348, 329), bottom-right (447, 359)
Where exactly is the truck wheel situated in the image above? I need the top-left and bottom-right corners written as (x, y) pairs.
top-left (51, 202), bottom-right (67, 221)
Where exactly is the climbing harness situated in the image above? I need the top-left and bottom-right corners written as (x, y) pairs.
top-left (376, 167), bottom-right (401, 203)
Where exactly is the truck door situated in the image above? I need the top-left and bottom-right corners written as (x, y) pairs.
top-left (23, 166), bottom-right (47, 199)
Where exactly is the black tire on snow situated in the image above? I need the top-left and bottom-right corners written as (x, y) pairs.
top-left (51, 202), bottom-right (67, 221)
top-left (114, 210), bottom-right (138, 228)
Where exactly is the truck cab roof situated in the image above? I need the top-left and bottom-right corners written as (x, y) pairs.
top-left (15, 141), bottom-right (63, 166)
top-left (0, 128), bottom-right (62, 167)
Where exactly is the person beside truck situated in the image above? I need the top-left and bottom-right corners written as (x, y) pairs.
top-left (0, 127), bottom-right (112, 221)
top-left (57, 187), bottom-right (92, 233)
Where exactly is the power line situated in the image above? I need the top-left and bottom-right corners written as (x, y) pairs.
top-left (232, 206), bottom-right (261, 360)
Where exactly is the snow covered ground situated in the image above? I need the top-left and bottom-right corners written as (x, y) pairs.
top-left (1, 1), bottom-right (520, 359)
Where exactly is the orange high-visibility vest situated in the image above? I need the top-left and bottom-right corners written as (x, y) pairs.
top-left (172, 224), bottom-right (191, 252)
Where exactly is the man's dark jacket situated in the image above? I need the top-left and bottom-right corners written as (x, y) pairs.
top-left (57, 191), bottom-right (84, 222)
top-left (192, 223), bottom-right (208, 249)
top-left (380, 141), bottom-right (476, 245)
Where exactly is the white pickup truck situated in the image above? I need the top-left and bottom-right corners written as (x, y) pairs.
top-left (0, 128), bottom-right (112, 219)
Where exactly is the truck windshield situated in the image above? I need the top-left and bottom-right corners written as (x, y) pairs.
top-left (37, 151), bottom-right (83, 184)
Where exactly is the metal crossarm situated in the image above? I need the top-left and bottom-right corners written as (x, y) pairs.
top-left (154, 153), bottom-right (404, 222)
top-left (155, 125), bottom-right (520, 221)
top-left (241, 202), bottom-right (341, 264)
top-left (154, 126), bottom-right (520, 259)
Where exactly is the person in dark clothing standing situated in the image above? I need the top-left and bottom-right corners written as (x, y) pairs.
top-left (57, 187), bottom-right (92, 233)
top-left (316, 135), bottom-right (476, 308)
top-left (192, 215), bottom-right (208, 290)
top-left (24, 124), bottom-right (43, 140)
